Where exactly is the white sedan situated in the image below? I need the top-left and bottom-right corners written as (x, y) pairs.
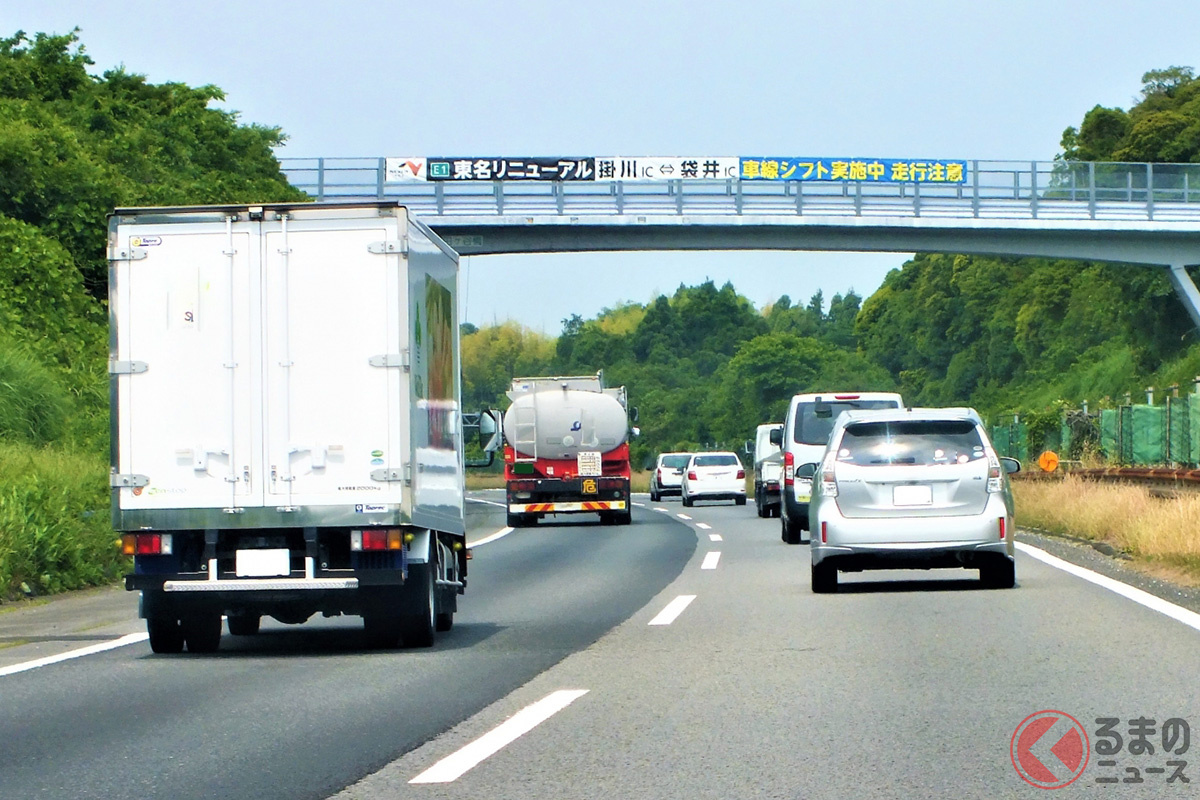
top-left (681, 452), bottom-right (747, 507)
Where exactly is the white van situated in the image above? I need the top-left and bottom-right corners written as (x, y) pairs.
top-left (773, 391), bottom-right (904, 544)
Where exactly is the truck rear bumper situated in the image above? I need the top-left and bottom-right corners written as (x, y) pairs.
top-left (508, 500), bottom-right (627, 513)
top-left (164, 577), bottom-right (359, 592)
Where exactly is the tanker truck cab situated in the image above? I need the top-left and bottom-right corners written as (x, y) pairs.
top-left (503, 373), bottom-right (634, 527)
top-left (776, 391), bottom-right (903, 544)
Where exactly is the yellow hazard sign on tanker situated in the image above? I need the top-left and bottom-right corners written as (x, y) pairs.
top-left (582, 479), bottom-right (598, 494)
top-left (1037, 450), bottom-right (1059, 473)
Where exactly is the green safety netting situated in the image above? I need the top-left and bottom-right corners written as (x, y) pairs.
top-left (1100, 409), bottom-right (1119, 460)
top-left (1129, 405), bottom-right (1166, 465)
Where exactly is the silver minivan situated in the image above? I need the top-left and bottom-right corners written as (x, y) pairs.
top-left (808, 407), bottom-right (1019, 593)
top-left (773, 391), bottom-right (904, 544)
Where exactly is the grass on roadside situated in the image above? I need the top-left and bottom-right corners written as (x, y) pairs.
top-left (0, 441), bottom-right (128, 601)
top-left (1014, 475), bottom-right (1200, 584)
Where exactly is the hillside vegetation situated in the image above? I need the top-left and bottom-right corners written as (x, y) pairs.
top-left (0, 30), bottom-right (302, 599)
top-left (3, 26), bottom-right (1200, 597)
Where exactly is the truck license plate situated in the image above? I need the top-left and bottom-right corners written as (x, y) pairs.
top-left (236, 549), bottom-right (291, 577)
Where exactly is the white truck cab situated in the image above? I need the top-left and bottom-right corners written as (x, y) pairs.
top-left (747, 423), bottom-right (783, 518)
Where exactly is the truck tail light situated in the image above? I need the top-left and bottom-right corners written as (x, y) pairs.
top-left (351, 529), bottom-right (403, 551)
top-left (784, 451), bottom-right (794, 486)
top-left (509, 480), bottom-right (536, 492)
top-left (599, 477), bottom-right (626, 489)
top-left (121, 533), bottom-right (172, 556)
top-left (736, 469), bottom-right (745, 480)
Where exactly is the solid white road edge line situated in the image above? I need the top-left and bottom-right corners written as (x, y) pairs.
top-left (0, 632), bottom-right (149, 678)
top-left (465, 497), bottom-right (507, 508)
top-left (467, 527), bottom-right (515, 548)
top-left (677, 513), bottom-right (692, 520)
top-left (649, 595), bottom-right (697, 626)
top-left (709, 534), bottom-right (723, 542)
top-left (696, 523), bottom-right (711, 530)
top-left (1016, 541), bottom-right (1200, 634)
top-left (701, 551), bottom-right (721, 570)
top-left (410, 689), bottom-right (589, 784)
top-left (654, 507), bottom-right (669, 512)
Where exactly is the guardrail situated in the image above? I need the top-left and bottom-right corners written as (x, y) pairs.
top-left (278, 158), bottom-right (1200, 223)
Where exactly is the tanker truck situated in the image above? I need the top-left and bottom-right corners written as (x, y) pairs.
top-left (503, 373), bottom-right (634, 527)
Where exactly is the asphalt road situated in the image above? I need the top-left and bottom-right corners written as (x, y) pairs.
top-left (5, 493), bottom-right (1200, 798)
top-left (0, 492), bottom-right (694, 800)
top-left (334, 497), bottom-right (1200, 799)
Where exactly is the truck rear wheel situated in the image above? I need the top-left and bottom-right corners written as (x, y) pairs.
top-left (402, 563), bottom-right (436, 648)
top-left (363, 614), bottom-right (402, 648)
top-left (227, 614), bottom-right (261, 636)
top-left (147, 617), bottom-right (184, 654)
top-left (181, 613), bottom-right (222, 653)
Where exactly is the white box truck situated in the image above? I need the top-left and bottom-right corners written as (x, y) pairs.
top-left (109, 202), bottom-right (469, 652)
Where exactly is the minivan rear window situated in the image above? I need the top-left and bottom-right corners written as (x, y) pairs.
top-left (661, 455), bottom-right (690, 468)
top-left (794, 399), bottom-right (900, 445)
top-left (837, 420), bottom-right (985, 466)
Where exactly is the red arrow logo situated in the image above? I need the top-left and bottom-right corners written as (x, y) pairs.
top-left (1011, 710), bottom-right (1090, 789)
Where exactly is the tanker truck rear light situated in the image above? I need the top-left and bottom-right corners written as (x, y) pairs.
top-left (510, 480), bottom-right (536, 491)
top-left (350, 529), bottom-right (403, 551)
top-left (122, 533), bottom-right (172, 556)
top-left (599, 477), bottom-right (626, 489)
top-left (784, 451), bottom-right (795, 486)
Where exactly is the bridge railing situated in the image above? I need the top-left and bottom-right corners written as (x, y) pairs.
top-left (277, 158), bottom-right (1200, 222)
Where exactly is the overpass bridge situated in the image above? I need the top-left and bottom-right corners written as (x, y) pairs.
top-left (279, 158), bottom-right (1200, 330)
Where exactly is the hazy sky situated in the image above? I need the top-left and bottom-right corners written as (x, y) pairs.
top-left (9, 1), bottom-right (1200, 332)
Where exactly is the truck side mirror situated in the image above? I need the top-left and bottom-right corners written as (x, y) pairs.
top-left (480, 409), bottom-right (501, 452)
top-left (630, 426), bottom-right (641, 438)
top-left (743, 439), bottom-right (753, 456)
top-left (630, 406), bottom-right (639, 423)
top-left (768, 427), bottom-right (783, 446)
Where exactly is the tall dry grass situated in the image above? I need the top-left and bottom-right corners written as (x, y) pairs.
top-left (1014, 475), bottom-right (1200, 573)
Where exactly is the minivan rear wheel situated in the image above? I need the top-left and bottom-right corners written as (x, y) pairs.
top-left (811, 560), bottom-right (838, 593)
top-left (981, 559), bottom-right (1016, 589)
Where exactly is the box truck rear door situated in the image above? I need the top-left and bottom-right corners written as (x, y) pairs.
top-left (113, 223), bottom-right (258, 511)
top-left (261, 219), bottom-right (405, 510)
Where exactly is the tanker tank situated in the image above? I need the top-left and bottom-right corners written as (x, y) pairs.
top-left (503, 387), bottom-right (629, 461)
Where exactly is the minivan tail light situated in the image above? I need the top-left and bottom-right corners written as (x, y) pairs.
top-left (820, 453), bottom-right (838, 497)
top-left (821, 521), bottom-right (828, 543)
top-left (985, 447), bottom-right (1003, 493)
top-left (688, 471), bottom-right (698, 481)
top-left (736, 469), bottom-right (745, 480)
top-left (998, 517), bottom-right (1006, 540)
top-left (784, 451), bottom-right (794, 486)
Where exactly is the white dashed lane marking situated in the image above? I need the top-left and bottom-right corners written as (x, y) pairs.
top-left (648, 595), bottom-right (696, 626)
top-left (701, 552), bottom-right (721, 570)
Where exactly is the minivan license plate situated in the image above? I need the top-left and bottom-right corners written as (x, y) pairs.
top-left (893, 485), bottom-right (933, 506)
